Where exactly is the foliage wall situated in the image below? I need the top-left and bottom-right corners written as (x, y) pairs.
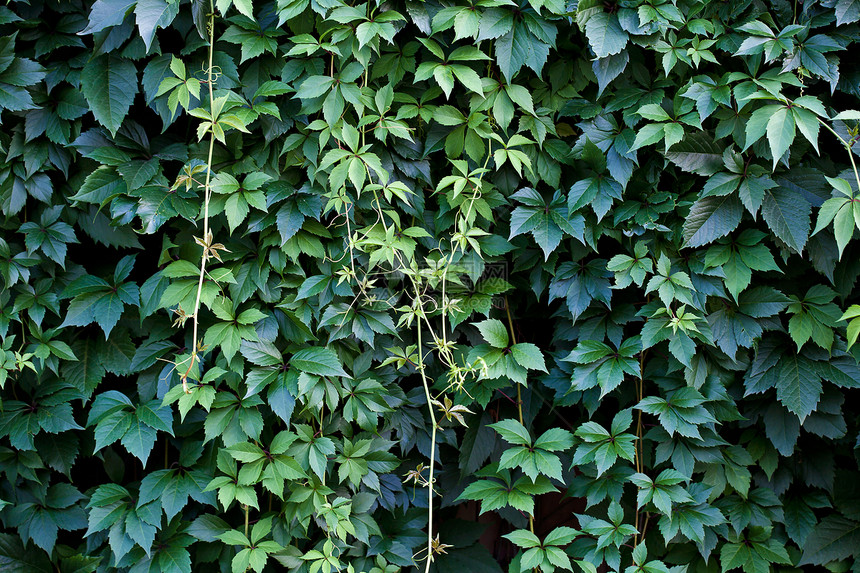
top-left (5, 0), bottom-right (860, 571)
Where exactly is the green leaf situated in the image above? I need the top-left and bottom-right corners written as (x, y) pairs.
top-left (565, 340), bottom-right (613, 363)
top-left (125, 511), bottom-right (157, 554)
top-left (702, 173), bottom-right (742, 197)
top-left (665, 132), bottom-right (724, 176)
top-left (776, 354), bottom-right (822, 422)
top-left (800, 515), bottom-right (860, 565)
top-left (80, 54), bottom-right (138, 136)
top-left (503, 529), bottom-right (541, 548)
top-left (833, 108), bottom-right (860, 120)
top-left (0, 533), bottom-right (53, 572)
top-left (475, 319), bottom-right (509, 348)
top-left (509, 189), bottom-right (582, 259)
top-left (833, 201), bottom-right (854, 257)
top-left (450, 64), bottom-right (484, 96)
top-left (61, 285), bottom-right (137, 338)
top-left (793, 107), bottom-right (820, 152)
top-left (135, 0), bottom-right (179, 51)
top-left (290, 347), bottom-right (349, 377)
top-left (766, 106), bottom-right (796, 168)
top-left (583, 12), bottom-right (627, 58)
top-left (120, 416), bottom-right (158, 464)
top-left (137, 401), bottom-right (174, 435)
top-left (81, 0), bottom-right (135, 34)
top-left (534, 428), bottom-right (574, 451)
top-left (232, 0), bottom-right (254, 18)
top-left (761, 186), bottom-right (811, 253)
top-left (458, 480), bottom-right (516, 513)
top-left (510, 343), bottom-right (546, 372)
top-left (188, 514), bottom-right (232, 542)
top-left (70, 168), bottom-right (128, 204)
top-left (218, 529), bottom-right (251, 546)
top-left (495, 26), bottom-right (550, 82)
top-left (683, 196), bottom-right (743, 248)
top-left (544, 526), bottom-right (578, 546)
top-left (631, 124), bottom-right (664, 151)
top-left (489, 419), bottom-right (531, 446)
top-left (93, 410), bottom-right (132, 452)
top-left (240, 340), bottom-right (282, 367)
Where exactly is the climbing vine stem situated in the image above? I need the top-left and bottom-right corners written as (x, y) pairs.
top-left (182, 3), bottom-right (217, 393)
top-left (415, 278), bottom-right (438, 573)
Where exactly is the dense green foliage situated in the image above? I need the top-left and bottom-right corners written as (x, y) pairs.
top-left (5, 0), bottom-right (860, 571)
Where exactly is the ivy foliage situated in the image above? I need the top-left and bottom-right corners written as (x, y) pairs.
top-left (5, 0), bottom-right (860, 572)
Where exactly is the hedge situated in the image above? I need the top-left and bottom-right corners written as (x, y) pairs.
top-left (3, 0), bottom-right (860, 572)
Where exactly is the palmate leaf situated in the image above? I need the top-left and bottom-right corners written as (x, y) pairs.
top-left (19, 207), bottom-right (77, 268)
top-left (61, 287), bottom-right (137, 338)
top-left (457, 475), bottom-right (555, 514)
top-left (60, 260), bottom-right (140, 338)
top-left (565, 338), bottom-right (640, 397)
top-left (720, 534), bottom-right (791, 573)
top-left (658, 500), bottom-right (725, 544)
top-left (509, 188), bottom-right (584, 259)
top-left (637, 388), bottom-right (717, 439)
top-left (11, 0), bottom-right (860, 569)
top-left (495, 25), bottom-right (551, 82)
top-left (139, 469), bottom-right (201, 520)
top-left (568, 175), bottom-right (623, 221)
top-left (498, 441), bottom-right (567, 481)
top-left (573, 420), bottom-right (635, 475)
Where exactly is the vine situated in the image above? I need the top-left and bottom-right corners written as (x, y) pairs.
top-left (5, 1), bottom-right (860, 572)
top-left (180, 2), bottom-right (219, 394)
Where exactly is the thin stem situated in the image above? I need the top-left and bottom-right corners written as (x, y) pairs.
top-left (634, 350), bottom-right (645, 546)
top-left (504, 298), bottom-right (522, 424)
top-left (244, 504), bottom-right (249, 538)
top-left (182, 5), bottom-right (217, 393)
top-left (362, 68), bottom-right (369, 148)
top-left (505, 296), bottom-right (534, 535)
top-left (320, 403), bottom-right (327, 486)
top-left (416, 280), bottom-right (438, 573)
top-left (640, 512), bottom-right (651, 542)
